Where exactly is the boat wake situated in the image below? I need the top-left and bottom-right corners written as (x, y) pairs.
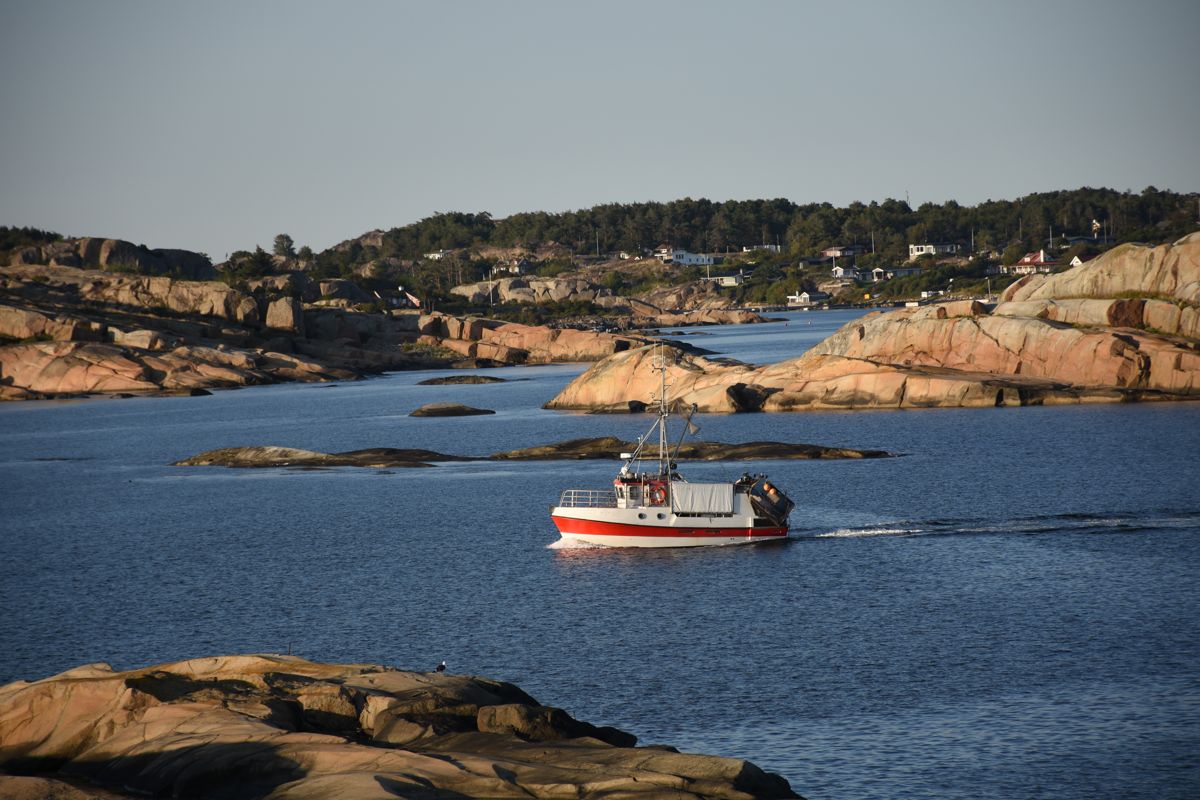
top-left (546, 538), bottom-right (608, 550)
top-left (805, 510), bottom-right (1200, 540)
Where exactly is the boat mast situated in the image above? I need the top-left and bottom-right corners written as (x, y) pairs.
top-left (657, 344), bottom-right (669, 476)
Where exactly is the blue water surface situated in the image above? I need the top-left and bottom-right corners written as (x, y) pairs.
top-left (1, 309), bottom-right (1197, 800)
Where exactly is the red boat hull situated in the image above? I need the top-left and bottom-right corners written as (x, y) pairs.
top-left (551, 514), bottom-right (788, 548)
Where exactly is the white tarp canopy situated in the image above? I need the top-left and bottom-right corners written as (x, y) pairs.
top-left (670, 481), bottom-right (734, 514)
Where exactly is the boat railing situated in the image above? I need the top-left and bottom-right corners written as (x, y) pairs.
top-left (557, 489), bottom-right (618, 508)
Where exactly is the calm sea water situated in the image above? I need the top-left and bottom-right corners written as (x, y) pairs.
top-left (2, 309), bottom-right (1198, 799)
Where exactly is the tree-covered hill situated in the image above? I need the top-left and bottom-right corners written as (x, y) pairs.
top-left (311, 187), bottom-right (1198, 284)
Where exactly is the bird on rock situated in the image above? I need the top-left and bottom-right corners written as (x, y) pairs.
top-left (436, 661), bottom-right (446, 673)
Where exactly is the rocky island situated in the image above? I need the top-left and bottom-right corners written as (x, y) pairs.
top-left (174, 438), bottom-right (889, 468)
top-left (548, 235), bottom-right (1200, 412)
top-left (0, 654), bottom-right (799, 799)
top-left (489, 436), bottom-right (890, 460)
top-left (172, 446), bottom-right (470, 468)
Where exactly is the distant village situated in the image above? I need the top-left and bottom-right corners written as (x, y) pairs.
top-left (445, 221), bottom-right (1112, 310)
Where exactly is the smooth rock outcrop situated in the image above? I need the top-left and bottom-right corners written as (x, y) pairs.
top-left (8, 237), bottom-right (215, 279)
top-left (0, 655), bottom-right (799, 799)
top-left (416, 311), bottom-right (648, 364)
top-left (0, 341), bottom-right (351, 400)
top-left (2, 263), bottom-right (259, 326)
top-left (547, 346), bottom-right (765, 413)
top-left (637, 280), bottom-right (737, 312)
top-left (548, 237), bottom-right (1200, 412)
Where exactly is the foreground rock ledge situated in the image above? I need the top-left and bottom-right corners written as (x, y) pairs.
top-left (0, 655), bottom-right (800, 799)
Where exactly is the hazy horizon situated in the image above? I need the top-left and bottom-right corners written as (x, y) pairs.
top-left (2, 0), bottom-right (1198, 260)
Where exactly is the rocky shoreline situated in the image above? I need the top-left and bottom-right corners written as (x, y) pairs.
top-left (548, 235), bottom-right (1200, 412)
top-left (0, 255), bottom-right (653, 400)
top-left (0, 654), bottom-right (800, 799)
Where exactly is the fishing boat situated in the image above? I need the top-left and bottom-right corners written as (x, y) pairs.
top-left (549, 347), bottom-right (794, 548)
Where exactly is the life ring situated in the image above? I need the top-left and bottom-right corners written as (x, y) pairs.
top-left (649, 486), bottom-right (667, 505)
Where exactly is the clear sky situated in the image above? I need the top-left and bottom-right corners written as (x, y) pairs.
top-left (2, 0), bottom-right (1197, 260)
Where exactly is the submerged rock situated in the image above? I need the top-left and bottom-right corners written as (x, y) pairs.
top-left (409, 402), bottom-right (496, 417)
top-left (0, 654), bottom-right (800, 799)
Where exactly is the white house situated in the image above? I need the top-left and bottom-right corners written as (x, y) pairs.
top-left (908, 243), bottom-right (960, 261)
top-left (831, 265), bottom-right (861, 281)
top-left (423, 249), bottom-right (452, 261)
top-left (656, 247), bottom-right (715, 266)
top-left (742, 244), bottom-right (782, 254)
